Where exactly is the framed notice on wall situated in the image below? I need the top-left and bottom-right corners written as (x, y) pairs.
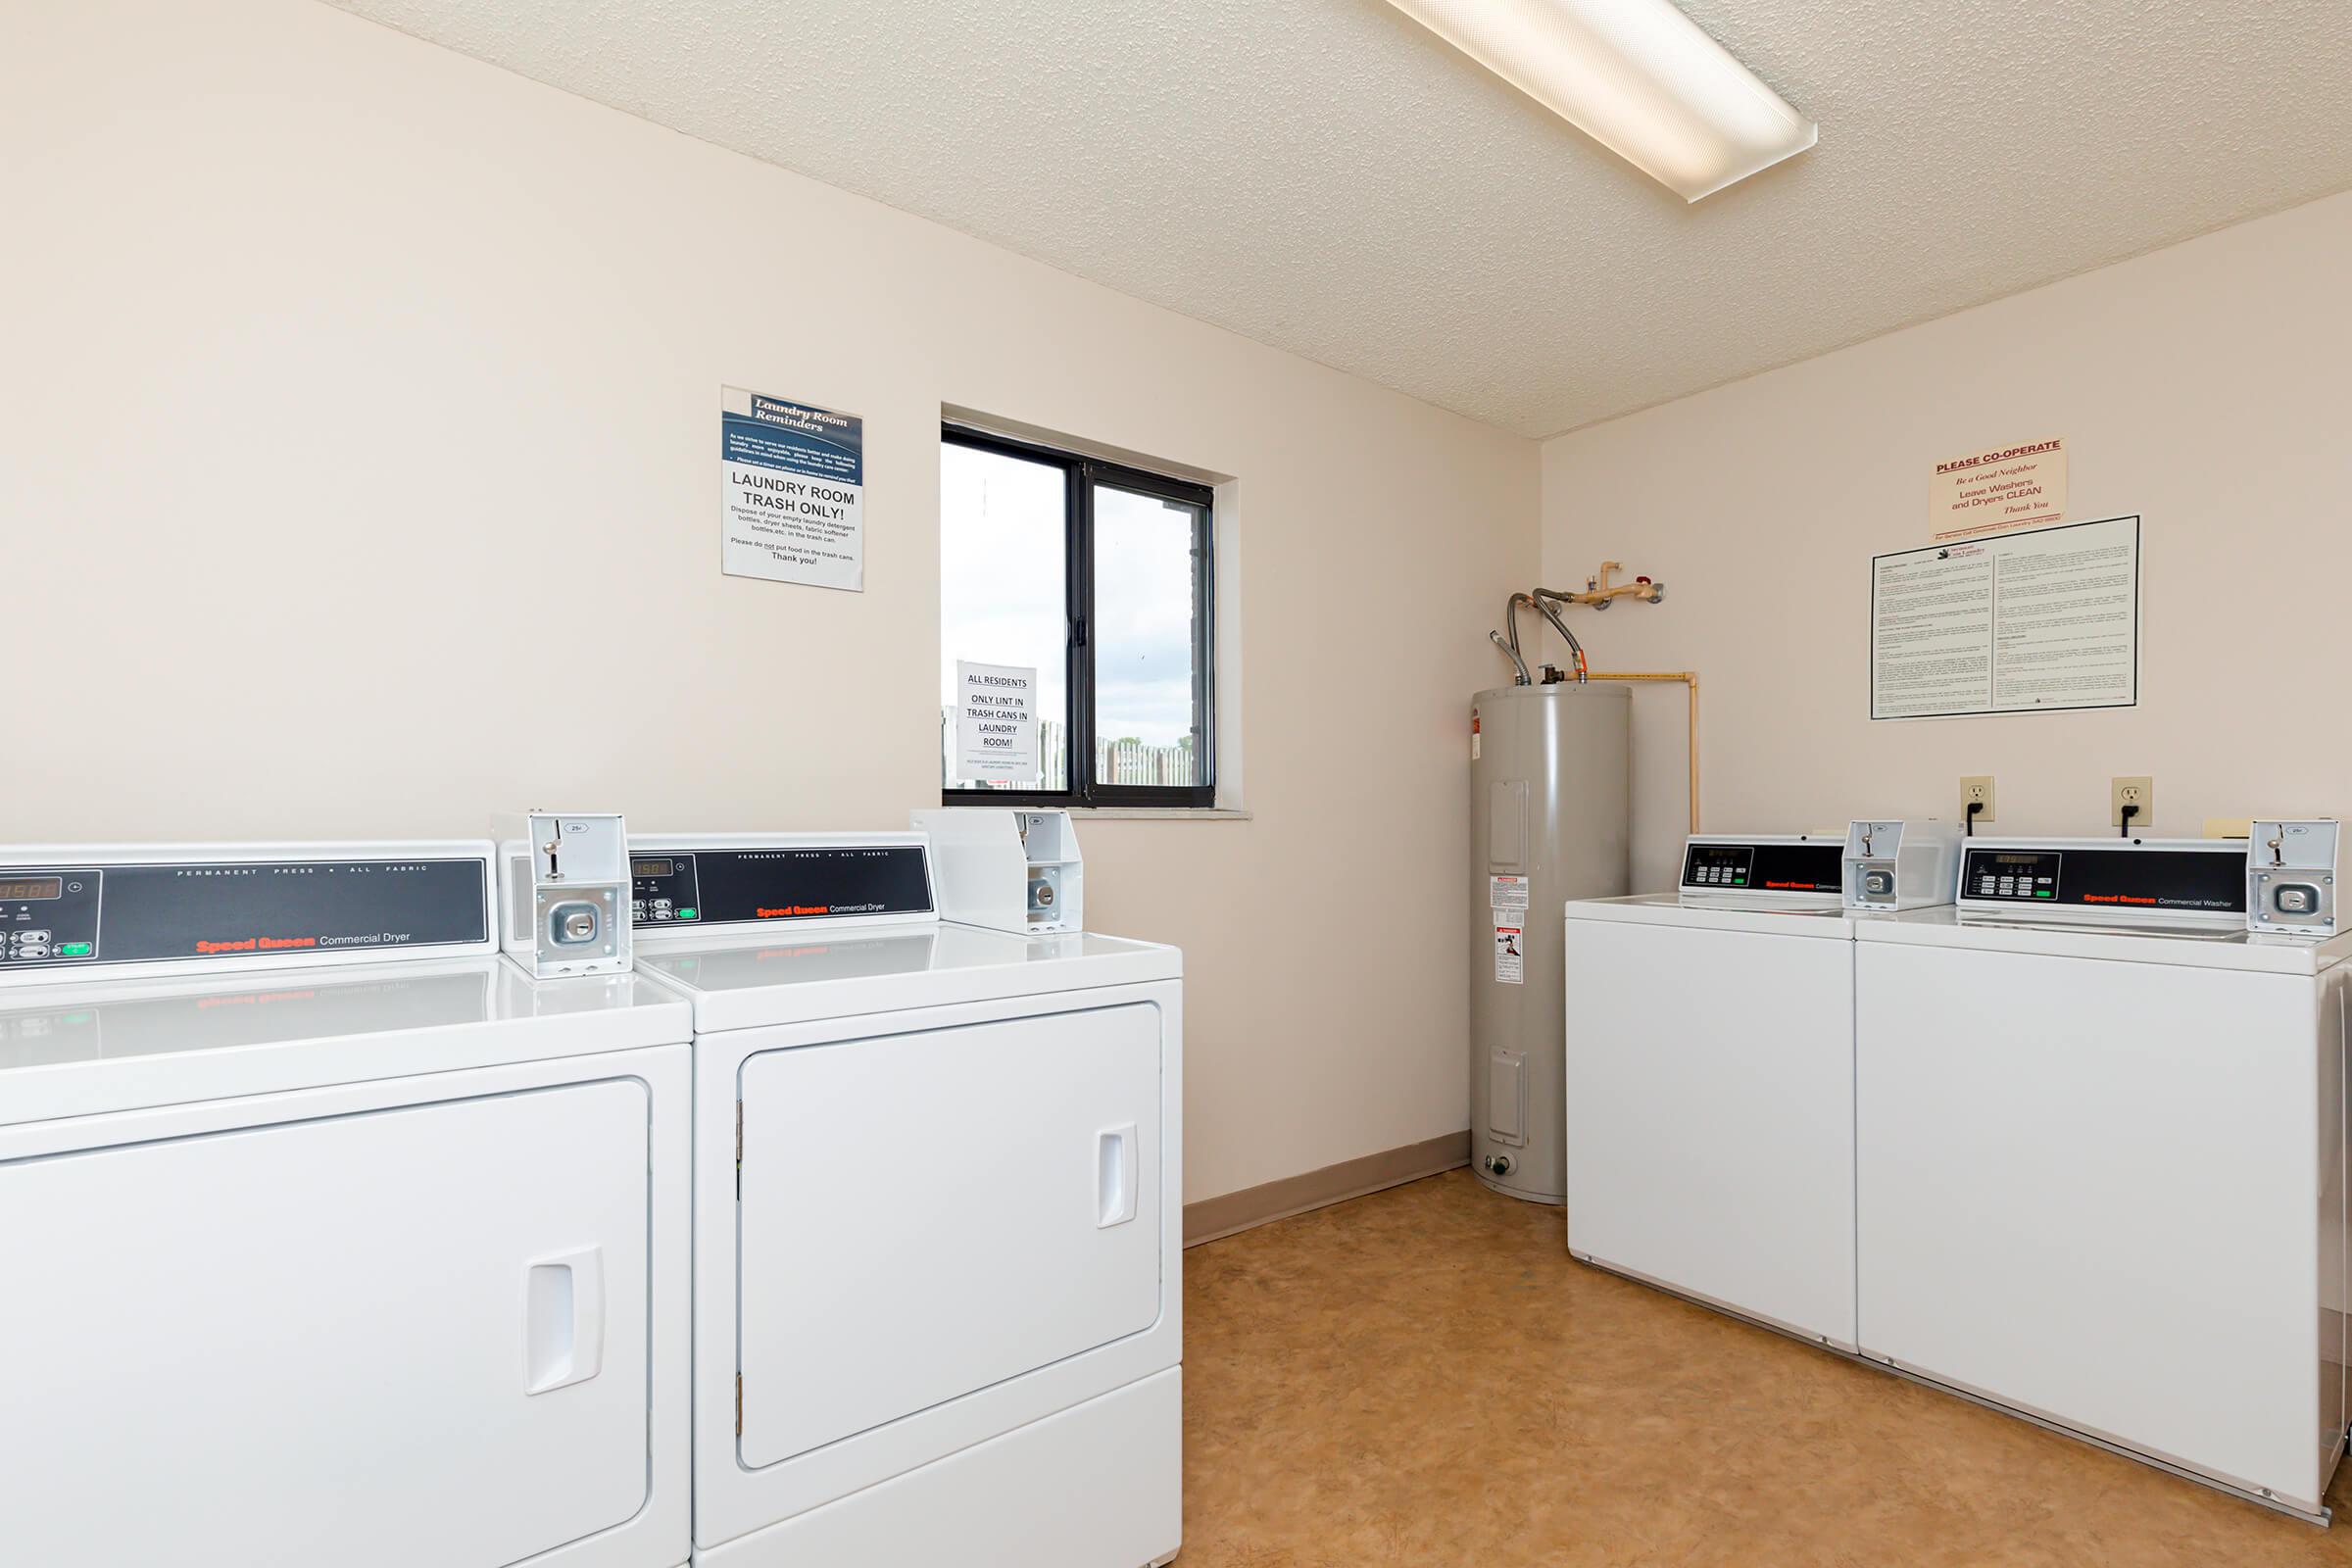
top-left (1870, 514), bottom-right (2139, 721)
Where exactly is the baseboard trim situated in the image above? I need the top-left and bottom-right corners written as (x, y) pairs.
top-left (1182, 1130), bottom-right (1470, 1247)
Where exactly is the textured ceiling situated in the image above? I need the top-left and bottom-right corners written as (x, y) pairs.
top-left (327, 0), bottom-right (2352, 437)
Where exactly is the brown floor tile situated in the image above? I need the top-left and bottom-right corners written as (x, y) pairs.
top-left (1179, 1168), bottom-right (2352, 1566)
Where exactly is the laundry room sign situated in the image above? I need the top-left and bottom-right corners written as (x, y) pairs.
top-left (1870, 514), bottom-right (2139, 721)
top-left (720, 386), bottom-right (864, 591)
top-left (954, 661), bottom-right (1039, 783)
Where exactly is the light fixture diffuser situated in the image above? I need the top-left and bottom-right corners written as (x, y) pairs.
top-left (1382, 0), bottom-right (1816, 202)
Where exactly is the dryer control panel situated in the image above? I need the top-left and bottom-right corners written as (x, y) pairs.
top-left (1956, 840), bottom-right (2246, 924)
top-left (0, 847), bottom-right (495, 984)
top-left (628, 837), bottom-right (935, 936)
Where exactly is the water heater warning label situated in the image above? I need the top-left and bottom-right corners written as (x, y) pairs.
top-left (1490, 875), bottom-right (1529, 916)
top-left (1494, 925), bottom-right (1524, 985)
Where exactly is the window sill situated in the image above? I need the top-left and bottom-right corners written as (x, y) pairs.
top-left (1060, 807), bottom-right (1252, 822)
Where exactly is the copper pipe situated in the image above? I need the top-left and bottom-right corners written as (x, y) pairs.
top-left (1583, 671), bottom-right (1699, 832)
top-left (1538, 560), bottom-right (1665, 611)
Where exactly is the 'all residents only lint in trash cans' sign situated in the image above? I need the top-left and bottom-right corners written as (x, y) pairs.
top-left (955, 661), bottom-right (1039, 783)
top-left (720, 386), bottom-right (863, 590)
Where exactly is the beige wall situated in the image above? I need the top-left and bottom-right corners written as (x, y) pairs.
top-left (1, 0), bottom-right (1537, 1201)
top-left (1541, 190), bottom-right (2352, 892)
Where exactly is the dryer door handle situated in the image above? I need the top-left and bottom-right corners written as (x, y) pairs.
top-left (523, 1245), bottom-right (605, 1395)
top-left (1097, 1123), bottom-right (1139, 1228)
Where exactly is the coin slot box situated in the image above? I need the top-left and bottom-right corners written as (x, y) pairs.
top-left (912, 808), bottom-right (1085, 935)
top-left (2248, 819), bottom-right (2338, 938)
top-left (1841, 819), bottom-right (1962, 912)
top-left (497, 811), bottom-right (634, 978)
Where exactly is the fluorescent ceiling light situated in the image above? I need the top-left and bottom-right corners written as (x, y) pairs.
top-left (1382, 0), bottom-right (1817, 202)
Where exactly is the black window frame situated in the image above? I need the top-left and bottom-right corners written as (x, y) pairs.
top-left (942, 422), bottom-right (1217, 809)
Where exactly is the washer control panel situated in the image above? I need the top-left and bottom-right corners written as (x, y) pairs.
top-left (1956, 841), bottom-right (2246, 922)
top-left (0, 852), bottom-right (492, 978)
top-left (1682, 843), bottom-right (1754, 890)
top-left (1964, 850), bottom-right (2062, 904)
top-left (1678, 836), bottom-right (1842, 900)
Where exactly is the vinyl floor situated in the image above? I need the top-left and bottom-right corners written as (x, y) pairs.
top-left (1178, 1167), bottom-right (2352, 1566)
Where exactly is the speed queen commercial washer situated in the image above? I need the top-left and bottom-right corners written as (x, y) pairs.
top-left (1854, 833), bottom-right (2349, 1519)
top-left (1561, 832), bottom-right (1858, 1346)
top-left (1560, 822), bottom-right (1955, 1349)
top-left (0, 840), bottom-right (693, 1568)
top-left (624, 831), bottom-right (1183, 1568)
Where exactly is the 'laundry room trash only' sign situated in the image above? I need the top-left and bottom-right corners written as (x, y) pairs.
top-left (720, 386), bottom-right (864, 590)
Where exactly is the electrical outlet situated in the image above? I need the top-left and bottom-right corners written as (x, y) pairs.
top-left (1960, 776), bottom-right (1995, 825)
top-left (2112, 776), bottom-right (2154, 830)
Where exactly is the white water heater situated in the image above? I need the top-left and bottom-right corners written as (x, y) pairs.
top-left (1470, 681), bottom-right (1631, 1203)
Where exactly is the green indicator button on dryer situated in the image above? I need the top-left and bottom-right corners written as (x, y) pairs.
top-left (677, 908), bottom-right (699, 920)
top-left (60, 942), bottom-right (93, 956)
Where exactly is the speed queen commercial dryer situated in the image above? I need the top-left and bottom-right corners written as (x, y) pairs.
top-left (0, 840), bottom-right (692, 1568)
top-left (1854, 831), bottom-right (2350, 1518)
top-left (624, 831), bottom-right (1183, 1568)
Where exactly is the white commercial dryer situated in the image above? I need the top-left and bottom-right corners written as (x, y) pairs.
top-left (1561, 823), bottom-right (1957, 1351)
top-left (1854, 830), bottom-right (2350, 1520)
top-left (0, 840), bottom-right (692, 1568)
top-left (623, 831), bottom-right (1184, 1568)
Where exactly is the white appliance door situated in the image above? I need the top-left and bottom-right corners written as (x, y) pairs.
top-left (736, 1003), bottom-right (1161, 1468)
top-left (0, 1081), bottom-right (651, 1568)
top-left (1855, 942), bottom-right (2325, 1508)
top-left (1564, 920), bottom-right (1856, 1347)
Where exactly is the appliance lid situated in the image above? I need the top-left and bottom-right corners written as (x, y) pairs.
top-left (0, 956), bottom-right (690, 1127)
top-left (1563, 893), bottom-right (1856, 938)
top-left (1855, 905), bottom-right (2352, 974)
top-left (635, 923), bottom-right (1181, 1031)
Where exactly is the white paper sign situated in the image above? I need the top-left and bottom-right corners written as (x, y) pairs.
top-left (1871, 514), bottom-right (2139, 720)
top-left (720, 386), bottom-right (864, 591)
top-left (955, 662), bottom-right (1039, 781)
top-left (1493, 925), bottom-right (1525, 985)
